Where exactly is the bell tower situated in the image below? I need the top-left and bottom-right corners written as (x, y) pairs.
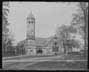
top-left (26, 12), bottom-right (35, 40)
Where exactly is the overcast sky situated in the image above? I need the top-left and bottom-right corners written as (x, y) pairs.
top-left (8, 2), bottom-right (78, 44)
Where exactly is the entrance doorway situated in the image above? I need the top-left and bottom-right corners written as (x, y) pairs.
top-left (37, 49), bottom-right (43, 54)
top-left (36, 46), bottom-right (43, 55)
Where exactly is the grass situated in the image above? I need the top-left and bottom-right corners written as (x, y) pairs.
top-left (3, 50), bottom-right (88, 70)
top-left (24, 61), bottom-right (88, 70)
top-left (3, 60), bottom-right (88, 70)
top-left (3, 62), bottom-right (34, 70)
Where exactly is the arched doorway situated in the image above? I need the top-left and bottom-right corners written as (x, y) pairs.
top-left (37, 49), bottom-right (43, 54)
top-left (36, 46), bottom-right (43, 55)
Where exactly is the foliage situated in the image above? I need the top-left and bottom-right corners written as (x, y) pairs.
top-left (2, 2), bottom-right (15, 57)
top-left (2, 2), bottom-right (10, 57)
top-left (56, 25), bottom-right (77, 40)
top-left (2, 39), bottom-right (16, 57)
top-left (56, 24), bottom-right (80, 54)
top-left (71, 2), bottom-right (88, 49)
top-left (2, 2), bottom-right (9, 43)
top-left (16, 42), bottom-right (26, 55)
top-left (64, 39), bottom-right (80, 49)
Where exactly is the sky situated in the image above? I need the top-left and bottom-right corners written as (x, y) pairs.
top-left (7, 2), bottom-right (78, 44)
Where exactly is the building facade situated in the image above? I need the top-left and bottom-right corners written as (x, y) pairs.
top-left (24, 12), bottom-right (64, 56)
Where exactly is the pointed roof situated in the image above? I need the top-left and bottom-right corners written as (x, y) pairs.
top-left (27, 11), bottom-right (35, 19)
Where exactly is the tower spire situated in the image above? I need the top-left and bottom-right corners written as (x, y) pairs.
top-left (27, 11), bottom-right (35, 21)
top-left (26, 11), bottom-right (35, 40)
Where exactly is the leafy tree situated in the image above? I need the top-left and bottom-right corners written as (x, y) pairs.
top-left (56, 25), bottom-right (69, 54)
top-left (71, 2), bottom-right (88, 49)
top-left (16, 41), bottom-right (26, 55)
top-left (56, 24), bottom-right (78, 54)
top-left (64, 39), bottom-right (80, 53)
top-left (2, 2), bottom-right (15, 57)
top-left (2, 2), bottom-right (10, 55)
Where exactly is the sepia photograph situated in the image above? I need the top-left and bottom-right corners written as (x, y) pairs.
top-left (2, 1), bottom-right (88, 70)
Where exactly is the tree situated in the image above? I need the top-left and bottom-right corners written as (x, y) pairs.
top-left (78, 2), bottom-right (88, 49)
top-left (16, 41), bottom-right (26, 55)
top-left (56, 25), bottom-right (69, 54)
top-left (64, 39), bottom-right (80, 53)
top-left (2, 2), bottom-right (10, 56)
top-left (71, 2), bottom-right (88, 49)
top-left (2, 2), bottom-right (15, 57)
top-left (56, 24), bottom-right (78, 54)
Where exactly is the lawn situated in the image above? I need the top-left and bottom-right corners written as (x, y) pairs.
top-left (3, 60), bottom-right (87, 70)
top-left (3, 52), bottom-right (87, 61)
top-left (22, 61), bottom-right (88, 70)
top-left (3, 50), bottom-right (88, 70)
top-left (3, 62), bottom-right (35, 70)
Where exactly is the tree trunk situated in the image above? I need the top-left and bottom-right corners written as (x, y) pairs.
top-left (80, 2), bottom-right (88, 50)
top-left (83, 7), bottom-right (88, 50)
